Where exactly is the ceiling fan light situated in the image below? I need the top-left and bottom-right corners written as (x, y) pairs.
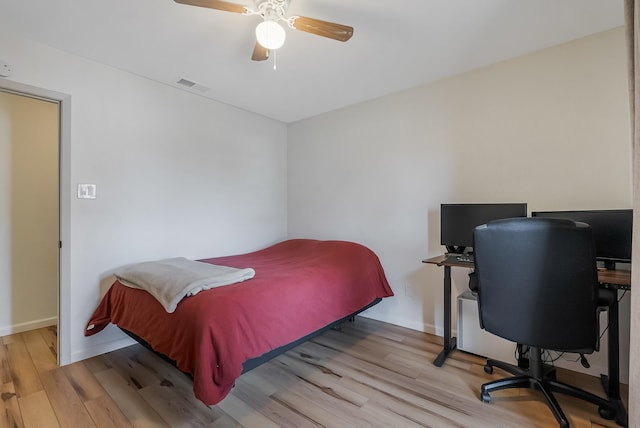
top-left (255, 20), bottom-right (286, 50)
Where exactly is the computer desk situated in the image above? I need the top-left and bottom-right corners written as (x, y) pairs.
top-left (423, 255), bottom-right (629, 426)
top-left (597, 269), bottom-right (629, 427)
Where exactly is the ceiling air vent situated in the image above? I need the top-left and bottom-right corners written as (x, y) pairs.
top-left (175, 77), bottom-right (210, 93)
top-left (176, 78), bottom-right (196, 88)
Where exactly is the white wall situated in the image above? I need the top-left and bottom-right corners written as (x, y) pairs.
top-left (288, 28), bottom-right (631, 379)
top-left (0, 30), bottom-right (288, 362)
top-left (0, 91), bottom-right (59, 335)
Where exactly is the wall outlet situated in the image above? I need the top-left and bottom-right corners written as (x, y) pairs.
top-left (0, 61), bottom-right (12, 77)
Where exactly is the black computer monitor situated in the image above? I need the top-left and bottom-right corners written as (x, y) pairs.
top-left (531, 209), bottom-right (632, 269)
top-left (440, 203), bottom-right (528, 254)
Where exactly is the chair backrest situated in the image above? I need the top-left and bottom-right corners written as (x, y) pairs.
top-left (473, 217), bottom-right (600, 352)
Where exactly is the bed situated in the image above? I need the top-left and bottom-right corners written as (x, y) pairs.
top-left (85, 239), bottom-right (394, 405)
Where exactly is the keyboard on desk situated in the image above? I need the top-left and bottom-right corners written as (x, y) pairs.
top-left (446, 254), bottom-right (474, 264)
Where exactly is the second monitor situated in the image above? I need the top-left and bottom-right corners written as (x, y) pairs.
top-left (531, 209), bottom-right (632, 270)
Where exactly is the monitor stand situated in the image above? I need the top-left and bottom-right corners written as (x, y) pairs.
top-left (446, 245), bottom-right (466, 254)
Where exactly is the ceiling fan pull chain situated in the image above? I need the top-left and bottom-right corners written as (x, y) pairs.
top-left (273, 48), bottom-right (277, 70)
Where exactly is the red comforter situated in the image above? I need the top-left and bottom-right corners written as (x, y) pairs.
top-left (85, 239), bottom-right (393, 405)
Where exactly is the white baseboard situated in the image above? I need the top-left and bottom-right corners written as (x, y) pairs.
top-left (71, 336), bottom-right (136, 363)
top-left (0, 317), bottom-right (57, 337)
top-left (359, 313), bottom-right (446, 337)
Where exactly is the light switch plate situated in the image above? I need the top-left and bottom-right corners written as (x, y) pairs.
top-left (77, 184), bottom-right (97, 199)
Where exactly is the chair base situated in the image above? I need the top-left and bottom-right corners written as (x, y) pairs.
top-left (481, 348), bottom-right (619, 428)
top-left (484, 357), bottom-right (556, 380)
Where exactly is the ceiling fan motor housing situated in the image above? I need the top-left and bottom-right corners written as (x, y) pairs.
top-left (253, 0), bottom-right (290, 21)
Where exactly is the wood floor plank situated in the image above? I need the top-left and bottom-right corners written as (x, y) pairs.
top-left (39, 325), bottom-right (58, 362)
top-left (335, 372), bottom-right (474, 428)
top-left (62, 361), bottom-right (108, 402)
top-left (84, 396), bottom-right (135, 428)
top-left (139, 384), bottom-right (218, 428)
top-left (0, 382), bottom-right (24, 428)
top-left (346, 319), bottom-right (409, 342)
top-left (107, 343), bottom-right (230, 425)
top-left (104, 349), bottom-right (158, 391)
top-left (347, 321), bottom-right (445, 358)
top-left (448, 388), bottom-right (555, 427)
top-left (270, 388), bottom-right (360, 428)
top-left (40, 368), bottom-right (97, 427)
top-left (396, 353), bottom-right (495, 399)
top-left (359, 400), bottom-right (444, 428)
top-left (129, 347), bottom-right (230, 422)
top-left (18, 390), bottom-right (60, 428)
top-left (353, 389), bottom-right (465, 428)
top-left (216, 394), bottom-right (282, 428)
top-left (244, 359), bottom-right (303, 395)
top-left (276, 352), bottom-right (370, 406)
top-left (119, 345), bottom-right (208, 408)
top-left (0, 338), bottom-right (11, 384)
top-left (210, 414), bottom-right (245, 428)
top-left (302, 341), bottom-right (458, 407)
top-left (5, 335), bottom-right (43, 397)
top-left (83, 353), bottom-right (114, 374)
top-left (265, 358), bottom-right (394, 428)
top-left (231, 377), bottom-right (320, 428)
top-left (22, 329), bottom-right (57, 374)
top-left (235, 368), bottom-right (281, 397)
top-left (2, 333), bottom-right (21, 345)
top-left (93, 368), bottom-right (169, 428)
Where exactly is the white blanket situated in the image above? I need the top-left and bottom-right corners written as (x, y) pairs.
top-left (115, 257), bottom-right (255, 313)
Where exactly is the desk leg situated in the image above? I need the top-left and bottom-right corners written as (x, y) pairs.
top-left (599, 287), bottom-right (628, 427)
top-left (434, 265), bottom-right (457, 367)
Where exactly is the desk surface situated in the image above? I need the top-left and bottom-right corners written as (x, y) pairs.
top-left (423, 254), bottom-right (631, 289)
top-left (423, 254), bottom-right (473, 268)
top-left (598, 268), bottom-right (631, 288)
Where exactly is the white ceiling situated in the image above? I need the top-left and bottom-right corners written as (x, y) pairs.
top-left (0, 0), bottom-right (624, 123)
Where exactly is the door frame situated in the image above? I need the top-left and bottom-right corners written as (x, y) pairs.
top-left (0, 80), bottom-right (71, 365)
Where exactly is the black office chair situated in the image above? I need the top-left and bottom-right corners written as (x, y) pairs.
top-left (472, 217), bottom-right (616, 428)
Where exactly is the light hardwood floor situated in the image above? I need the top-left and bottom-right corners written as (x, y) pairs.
top-left (0, 318), bottom-right (628, 427)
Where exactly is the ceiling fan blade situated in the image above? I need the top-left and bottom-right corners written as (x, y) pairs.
top-left (251, 42), bottom-right (269, 61)
top-left (291, 16), bottom-right (353, 42)
top-left (174, 0), bottom-right (247, 14)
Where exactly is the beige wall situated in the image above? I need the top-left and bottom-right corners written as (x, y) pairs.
top-left (288, 27), bottom-right (631, 379)
top-left (0, 91), bottom-right (59, 335)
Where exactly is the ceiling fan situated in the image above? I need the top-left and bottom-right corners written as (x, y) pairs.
top-left (174, 0), bottom-right (354, 61)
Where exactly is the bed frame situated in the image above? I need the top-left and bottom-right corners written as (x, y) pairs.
top-left (121, 297), bottom-right (382, 376)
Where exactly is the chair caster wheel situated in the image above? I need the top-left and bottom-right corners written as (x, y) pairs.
top-left (481, 391), bottom-right (491, 403)
top-left (598, 406), bottom-right (615, 420)
top-left (484, 365), bottom-right (493, 374)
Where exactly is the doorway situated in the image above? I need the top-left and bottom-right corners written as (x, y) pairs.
top-left (0, 81), bottom-right (71, 365)
top-left (0, 89), bottom-right (58, 349)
